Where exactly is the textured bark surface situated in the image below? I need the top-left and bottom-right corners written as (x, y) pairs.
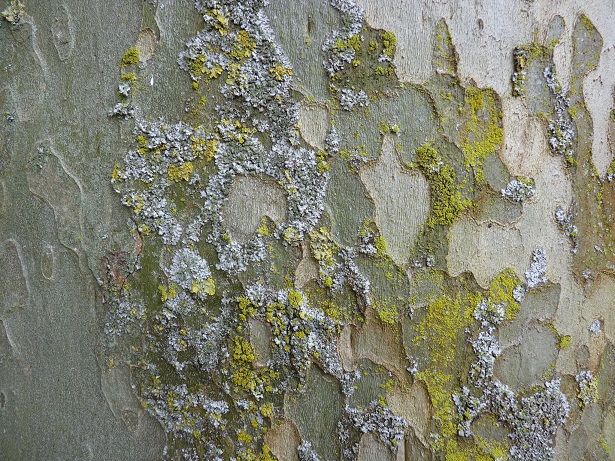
top-left (1, 1), bottom-right (615, 460)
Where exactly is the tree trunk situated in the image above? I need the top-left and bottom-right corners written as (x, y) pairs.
top-left (1, 0), bottom-right (614, 460)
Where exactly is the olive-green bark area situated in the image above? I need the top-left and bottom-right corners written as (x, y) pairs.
top-left (329, 17), bottom-right (514, 274)
top-left (81, 3), bottom-right (611, 461)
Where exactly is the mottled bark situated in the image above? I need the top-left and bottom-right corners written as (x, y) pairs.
top-left (1, 1), bottom-right (614, 460)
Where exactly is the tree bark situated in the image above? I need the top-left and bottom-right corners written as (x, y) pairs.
top-left (0, 1), bottom-right (614, 460)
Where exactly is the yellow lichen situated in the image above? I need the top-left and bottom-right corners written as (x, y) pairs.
top-left (269, 65), bottom-right (293, 81)
top-left (231, 30), bottom-right (256, 59)
top-left (168, 162), bottom-right (194, 182)
top-left (190, 277), bottom-right (215, 296)
top-left (1, 0), bottom-right (25, 25)
top-left (120, 46), bottom-right (140, 67)
top-left (111, 164), bottom-right (123, 182)
top-left (316, 150), bottom-right (329, 173)
top-left (487, 269), bottom-right (521, 320)
top-left (381, 31), bottom-right (397, 59)
top-left (374, 235), bottom-right (388, 259)
top-left (190, 136), bottom-right (218, 161)
top-left (334, 34), bottom-right (362, 53)
top-left (414, 292), bottom-right (476, 440)
top-left (121, 72), bottom-right (137, 82)
top-left (257, 220), bottom-right (270, 237)
top-left (460, 87), bottom-right (504, 184)
top-left (374, 299), bottom-right (399, 325)
top-left (415, 144), bottom-right (471, 227)
top-left (231, 335), bottom-right (279, 395)
top-left (159, 284), bottom-right (178, 302)
top-left (309, 227), bottom-right (336, 267)
top-left (207, 8), bottom-right (230, 36)
top-left (287, 290), bottom-right (303, 308)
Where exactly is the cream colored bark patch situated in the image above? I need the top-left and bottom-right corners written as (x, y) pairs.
top-left (356, 0), bottom-right (534, 95)
top-left (387, 382), bottom-right (432, 448)
top-left (360, 136), bottom-right (430, 268)
top-left (136, 28), bottom-right (158, 63)
top-left (265, 419), bottom-right (300, 461)
top-left (357, 433), bottom-right (393, 461)
top-left (338, 324), bottom-right (355, 372)
top-left (222, 175), bottom-right (287, 244)
top-left (299, 104), bottom-right (329, 150)
top-left (501, 101), bottom-right (550, 177)
top-left (352, 309), bottom-right (408, 379)
top-left (580, 274), bottom-right (615, 372)
top-left (447, 218), bottom-right (524, 288)
top-left (295, 242), bottom-right (320, 289)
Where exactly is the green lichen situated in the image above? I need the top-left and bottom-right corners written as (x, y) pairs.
top-left (487, 269), bottom-right (521, 320)
top-left (558, 335), bottom-right (571, 349)
top-left (287, 289), bottom-right (303, 308)
top-left (231, 335), bottom-right (279, 397)
top-left (334, 34), bottom-right (362, 53)
top-left (601, 438), bottom-right (611, 455)
top-left (191, 277), bottom-right (215, 296)
top-left (308, 226), bottom-right (337, 286)
top-left (121, 72), bottom-right (137, 82)
top-left (1, 0), bottom-right (25, 25)
top-left (120, 46), bottom-right (140, 67)
top-left (380, 30), bottom-right (397, 59)
top-left (315, 149), bottom-right (329, 173)
top-left (373, 299), bottom-right (400, 325)
top-left (415, 143), bottom-right (471, 227)
top-left (545, 322), bottom-right (571, 350)
top-left (231, 30), bottom-right (256, 59)
top-left (460, 87), bottom-right (504, 184)
top-left (443, 438), bottom-right (508, 461)
top-left (257, 219), bottom-right (271, 237)
top-left (167, 162), bottom-right (194, 182)
top-left (433, 19), bottom-right (457, 76)
top-left (414, 291), bottom-right (477, 440)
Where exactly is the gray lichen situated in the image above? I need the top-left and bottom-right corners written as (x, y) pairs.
top-left (575, 370), bottom-right (597, 408)
top-left (543, 66), bottom-right (575, 162)
top-left (555, 206), bottom-right (579, 253)
top-left (525, 248), bottom-right (548, 289)
top-left (454, 297), bottom-right (570, 460)
top-left (501, 177), bottom-right (536, 203)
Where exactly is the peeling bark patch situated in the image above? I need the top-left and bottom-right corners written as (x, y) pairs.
top-left (447, 217), bottom-right (524, 288)
top-left (264, 419), bottom-right (300, 461)
top-left (27, 152), bottom-right (84, 257)
top-left (298, 104), bottom-right (329, 150)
